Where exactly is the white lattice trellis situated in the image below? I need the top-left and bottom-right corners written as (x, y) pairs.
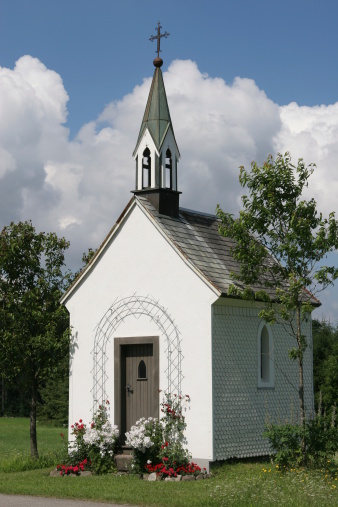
top-left (91, 294), bottom-right (182, 414)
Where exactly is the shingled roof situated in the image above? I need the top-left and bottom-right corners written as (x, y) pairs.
top-left (61, 195), bottom-right (321, 307)
top-left (138, 196), bottom-right (321, 306)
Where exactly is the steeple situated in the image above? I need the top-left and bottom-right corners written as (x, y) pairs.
top-left (132, 23), bottom-right (181, 218)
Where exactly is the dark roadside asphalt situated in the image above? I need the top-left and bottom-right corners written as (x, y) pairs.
top-left (0, 495), bottom-right (140, 507)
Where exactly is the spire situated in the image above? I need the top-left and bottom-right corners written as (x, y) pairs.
top-left (133, 22), bottom-right (178, 157)
top-left (133, 65), bottom-right (178, 155)
top-left (132, 23), bottom-right (181, 218)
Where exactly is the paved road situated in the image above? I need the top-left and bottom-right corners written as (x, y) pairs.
top-left (0, 495), bottom-right (140, 507)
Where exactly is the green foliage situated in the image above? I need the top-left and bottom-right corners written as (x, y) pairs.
top-left (313, 319), bottom-right (338, 415)
top-left (37, 352), bottom-right (69, 426)
top-left (160, 393), bottom-right (191, 471)
top-left (217, 152), bottom-right (338, 325)
top-left (217, 153), bottom-right (338, 428)
top-left (0, 221), bottom-right (71, 457)
top-left (0, 379), bottom-right (30, 417)
top-left (264, 423), bottom-right (304, 468)
top-left (264, 411), bottom-right (338, 471)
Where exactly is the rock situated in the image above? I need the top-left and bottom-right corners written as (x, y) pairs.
top-left (174, 475), bottom-right (182, 481)
top-left (196, 474), bottom-right (204, 480)
top-left (182, 475), bottom-right (195, 481)
top-left (49, 468), bottom-right (61, 477)
top-left (114, 453), bottom-right (133, 472)
top-left (164, 477), bottom-right (175, 481)
top-left (205, 473), bottom-right (212, 479)
top-left (148, 472), bottom-right (157, 481)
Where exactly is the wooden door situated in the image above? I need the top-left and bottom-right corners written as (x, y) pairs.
top-left (115, 337), bottom-right (159, 438)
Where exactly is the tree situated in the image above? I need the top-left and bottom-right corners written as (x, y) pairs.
top-left (0, 221), bottom-right (70, 458)
top-left (217, 153), bottom-right (338, 434)
top-left (313, 319), bottom-right (338, 414)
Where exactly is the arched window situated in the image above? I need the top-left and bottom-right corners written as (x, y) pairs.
top-left (165, 148), bottom-right (172, 189)
top-left (257, 322), bottom-right (274, 388)
top-left (142, 148), bottom-right (151, 188)
top-left (138, 360), bottom-right (147, 379)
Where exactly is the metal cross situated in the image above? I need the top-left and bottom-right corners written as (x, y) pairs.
top-left (149, 21), bottom-right (169, 58)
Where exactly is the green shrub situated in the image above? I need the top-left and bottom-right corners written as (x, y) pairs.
top-left (264, 409), bottom-right (338, 471)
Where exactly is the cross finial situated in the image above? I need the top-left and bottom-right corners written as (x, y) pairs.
top-left (149, 21), bottom-right (169, 60)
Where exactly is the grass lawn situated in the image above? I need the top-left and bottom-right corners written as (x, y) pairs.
top-left (0, 417), bottom-right (66, 472)
top-left (0, 418), bottom-right (337, 506)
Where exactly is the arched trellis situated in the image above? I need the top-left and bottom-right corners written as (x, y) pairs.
top-left (91, 294), bottom-right (182, 415)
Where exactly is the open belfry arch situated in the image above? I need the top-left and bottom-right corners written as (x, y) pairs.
top-left (91, 294), bottom-right (182, 415)
top-left (133, 22), bottom-right (180, 218)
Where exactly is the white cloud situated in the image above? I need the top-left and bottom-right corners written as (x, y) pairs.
top-left (0, 56), bottom-right (337, 321)
top-left (275, 102), bottom-right (338, 218)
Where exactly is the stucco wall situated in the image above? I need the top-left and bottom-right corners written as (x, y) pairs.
top-left (65, 201), bottom-right (218, 462)
top-left (212, 299), bottom-right (314, 461)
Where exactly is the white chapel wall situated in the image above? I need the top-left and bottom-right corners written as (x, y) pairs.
top-left (66, 202), bottom-right (218, 462)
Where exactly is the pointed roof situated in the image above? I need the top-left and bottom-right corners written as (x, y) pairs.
top-left (61, 196), bottom-right (321, 308)
top-left (133, 65), bottom-right (179, 156)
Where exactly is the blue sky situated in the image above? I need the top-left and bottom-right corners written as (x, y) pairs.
top-left (0, 0), bottom-right (337, 321)
top-left (2, 0), bottom-right (338, 135)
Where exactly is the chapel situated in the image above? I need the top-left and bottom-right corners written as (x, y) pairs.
top-left (61, 25), bottom-right (315, 469)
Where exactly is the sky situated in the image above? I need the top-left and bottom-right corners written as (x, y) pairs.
top-left (0, 0), bottom-right (337, 322)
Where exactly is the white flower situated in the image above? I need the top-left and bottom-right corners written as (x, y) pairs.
top-left (125, 417), bottom-right (159, 452)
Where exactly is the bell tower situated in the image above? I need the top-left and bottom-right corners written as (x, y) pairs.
top-left (132, 22), bottom-right (181, 217)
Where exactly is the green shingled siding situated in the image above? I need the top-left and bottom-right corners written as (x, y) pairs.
top-left (212, 302), bottom-right (314, 461)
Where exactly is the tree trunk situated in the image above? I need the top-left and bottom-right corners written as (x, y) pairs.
top-left (296, 306), bottom-right (306, 427)
top-left (296, 306), bottom-right (306, 460)
top-left (30, 380), bottom-right (39, 459)
top-left (1, 375), bottom-right (5, 414)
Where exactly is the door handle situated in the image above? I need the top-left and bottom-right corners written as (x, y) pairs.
top-left (125, 384), bottom-right (132, 396)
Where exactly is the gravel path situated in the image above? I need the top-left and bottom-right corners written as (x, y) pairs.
top-left (0, 494), bottom-right (140, 507)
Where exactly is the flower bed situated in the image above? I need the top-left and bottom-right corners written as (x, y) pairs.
top-left (58, 401), bottom-right (119, 475)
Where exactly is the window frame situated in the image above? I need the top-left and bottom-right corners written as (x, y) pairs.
top-left (257, 321), bottom-right (275, 388)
